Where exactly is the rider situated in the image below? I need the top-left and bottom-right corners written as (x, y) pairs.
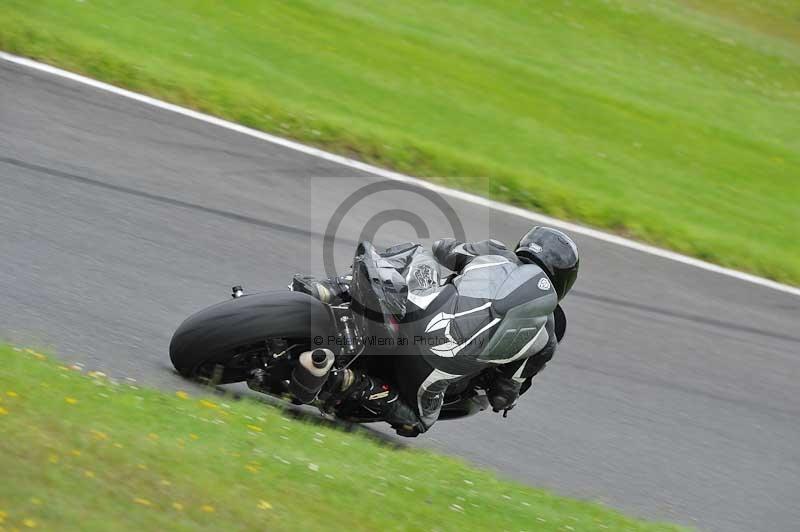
top-left (291, 226), bottom-right (579, 437)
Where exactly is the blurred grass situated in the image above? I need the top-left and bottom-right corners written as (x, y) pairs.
top-left (0, 0), bottom-right (798, 283)
top-left (0, 345), bottom-right (685, 531)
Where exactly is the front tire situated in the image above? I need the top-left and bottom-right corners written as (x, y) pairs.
top-left (169, 290), bottom-right (333, 383)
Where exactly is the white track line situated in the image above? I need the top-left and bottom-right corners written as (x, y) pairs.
top-left (2, 51), bottom-right (798, 297)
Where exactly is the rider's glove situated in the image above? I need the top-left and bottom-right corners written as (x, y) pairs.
top-left (487, 373), bottom-right (521, 413)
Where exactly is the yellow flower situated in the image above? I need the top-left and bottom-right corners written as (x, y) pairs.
top-left (84, 470), bottom-right (95, 478)
top-left (26, 349), bottom-right (46, 360)
top-left (201, 505), bottom-right (215, 513)
top-left (198, 400), bottom-right (217, 409)
top-left (172, 502), bottom-right (184, 511)
top-left (70, 450), bottom-right (82, 457)
top-left (48, 454), bottom-right (59, 464)
top-left (245, 465), bottom-right (259, 473)
top-left (65, 397), bottom-right (78, 405)
top-left (90, 430), bottom-right (109, 441)
top-left (160, 479), bottom-right (172, 486)
top-left (246, 424), bottom-right (262, 432)
top-left (147, 433), bottom-right (159, 441)
top-left (137, 464), bottom-right (148, 470)
top-left (133, 498), bottom-right (152, 506)
top-left (257, 500), bottom-right (273, 510)
top-left (0, 510), bottom-right (7, 523)
top-left (175, 391), bottom-right (189, 400)
top-left (0, 406), bottom-right (8, 416)
top-left (29, 498), bottom-right (42, 506)
top-left (23, 517), bottom-right (37, 528)
top-left (189, 434), bottom-right (199, 440)
top-left (6, 391), bottom-right (18, 398)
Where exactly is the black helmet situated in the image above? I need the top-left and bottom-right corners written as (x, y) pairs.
top-left (516, 226), bottom-right (579, 300)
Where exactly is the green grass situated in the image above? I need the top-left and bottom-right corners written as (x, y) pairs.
top-left (1, 0), bottom-right (798, 283)
top-left (0, 345), bottom-right (684, 531)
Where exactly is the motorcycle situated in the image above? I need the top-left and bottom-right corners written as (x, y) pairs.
top-left (169, 242), bottom-right (492, 426)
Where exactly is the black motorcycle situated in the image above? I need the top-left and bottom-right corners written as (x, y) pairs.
top-left (169, 242), bottom-right (491, 425)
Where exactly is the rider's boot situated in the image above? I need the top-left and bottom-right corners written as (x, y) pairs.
top-left (290, 274), bottom-right (351, 305)
top-left (322, 369), bottom-right (424, 437)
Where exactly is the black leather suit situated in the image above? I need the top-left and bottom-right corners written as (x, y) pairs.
top-left (346, 238), bottom-right (563, 433)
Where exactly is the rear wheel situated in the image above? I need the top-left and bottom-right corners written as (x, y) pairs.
top-left (169, 290), bottom-right (333, 383)
top-left (190, 339), bottom-right (295, 384)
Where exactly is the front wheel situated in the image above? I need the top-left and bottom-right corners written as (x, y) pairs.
top-left (169, 290), bottom-right (333, 383)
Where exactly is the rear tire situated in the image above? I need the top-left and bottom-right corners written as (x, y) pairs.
top-left (169, 290), bottom-right (333, 383)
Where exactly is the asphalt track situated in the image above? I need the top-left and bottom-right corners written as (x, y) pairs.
top-left (2, 60), bottom-right (799, 531)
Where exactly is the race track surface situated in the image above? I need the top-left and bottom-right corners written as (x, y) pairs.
top-left (2, 61), bottom-right (799, 531)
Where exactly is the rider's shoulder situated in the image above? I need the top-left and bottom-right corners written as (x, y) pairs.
top-left (493, 263), bottom-right (558, 316)
top-left (461, 253), bottom-right (516, 271)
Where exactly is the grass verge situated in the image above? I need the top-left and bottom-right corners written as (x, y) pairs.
top-left (1, 1), bottom-right (799, 284)
top-left (0, 345), bottom-right (683, 531)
